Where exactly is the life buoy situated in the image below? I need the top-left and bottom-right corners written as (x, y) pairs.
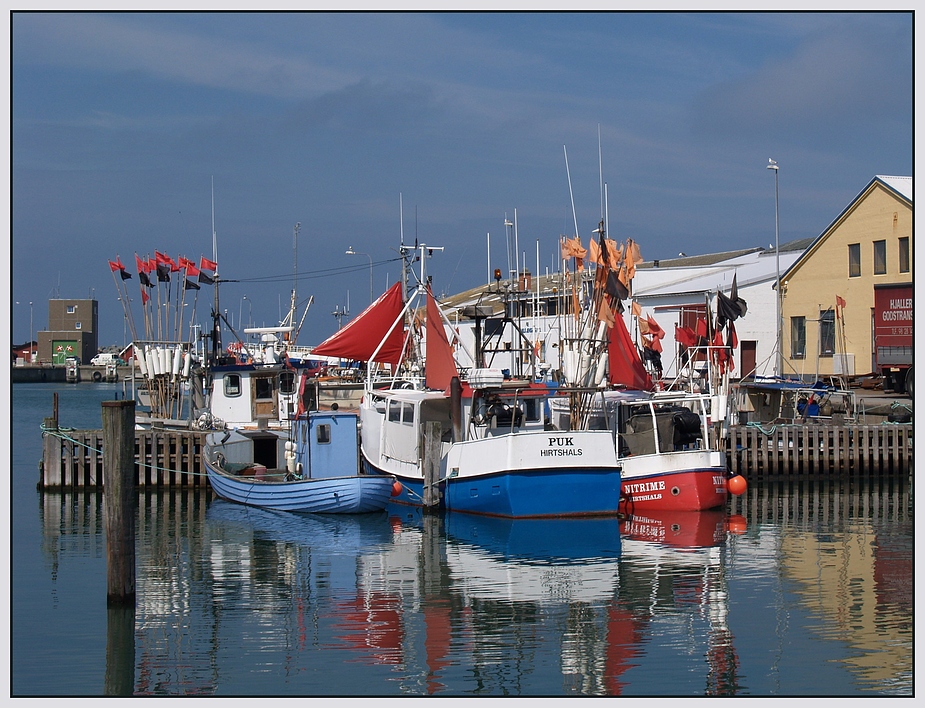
top-left (92, 370), bottom-right (102, 382)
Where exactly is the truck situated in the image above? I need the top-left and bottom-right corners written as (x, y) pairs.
top-left (873, 282), bottom-right (913, 397)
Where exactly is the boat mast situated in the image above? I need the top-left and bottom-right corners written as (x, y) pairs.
top-left (283, 222), bottom-right (301, 346)
top-left (211, 177), bottom-right (222, 363)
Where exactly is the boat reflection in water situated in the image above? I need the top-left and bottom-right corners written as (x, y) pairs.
top-left (619, 507), bottom-right (744, 549)
top-left (617, 508), bottom-right (743, 696)
top-left (205, 499), bottom-right (394, 548)
top-left (441, 513), bottom-right (623, 602)
top-left (202, 501), bottom-right (407, 672)
top-left (373, 509), bottom-right (627, 694)
top-left (100, 483), bottom-right (907, 696)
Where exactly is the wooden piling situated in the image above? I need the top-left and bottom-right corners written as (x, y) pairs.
top-left (102, 400), bottom-right (136, 606)
top-left (104, 605), bottom-right (136, 696)
top-left (423, 420), bottom-right (442, 512)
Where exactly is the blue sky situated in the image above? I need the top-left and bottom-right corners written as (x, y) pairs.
top-left (11, 11), bottom-right (914, 350)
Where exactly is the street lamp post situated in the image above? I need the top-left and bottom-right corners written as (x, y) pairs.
top-left (239, 295), bottom-right (252, 331)
top-left (16, 301), bottom-right (35, 362)
top-left (346, 247), bottom-right (373, 305)
top-left (768, 158), bottom-right (781, 377)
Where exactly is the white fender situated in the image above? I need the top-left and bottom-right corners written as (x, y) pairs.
top-left (146, 347), bottom-right (158, 378)
top-left (172, 345), bottom-right (183, 378)
top-left (136, 351), bottom-right (149, 379)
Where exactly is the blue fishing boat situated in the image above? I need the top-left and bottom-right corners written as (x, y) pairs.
top-left (204, 409), bottom-right (399, 514)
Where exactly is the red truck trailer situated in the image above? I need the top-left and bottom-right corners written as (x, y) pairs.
top-left (873, 282), bottom-right (913, 396)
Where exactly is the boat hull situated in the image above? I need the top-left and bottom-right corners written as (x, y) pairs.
top-left (206, 465), bottom-right (395, 514)
top-left (443, 467), bottom-right (622, 518)
top-left (618, 450), bottom-right (729, 512)
top-left (365, 458), bottom-right (621, 519)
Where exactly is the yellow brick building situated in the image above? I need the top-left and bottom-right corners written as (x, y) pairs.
top-left (780, 176), bottom-right (912, 387)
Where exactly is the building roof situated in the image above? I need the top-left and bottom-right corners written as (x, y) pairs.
top-left (636, 247), bottom-right (762, 269)
top-left (780, 175), bottom-right (912, 282)
top-left (877, 175), bottom-right (912, 200)
top-left (439, 237), bottom-right (814, 315)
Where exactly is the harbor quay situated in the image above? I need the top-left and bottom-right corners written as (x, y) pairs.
top-left (35, 388), bottom-right (912, 491)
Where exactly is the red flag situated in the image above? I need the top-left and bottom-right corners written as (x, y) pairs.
top-left (295, 372), bottom-right (309, 419)
top-left (726, 321), bottom-right (739, 350)
top-left (712, 328), bottom-right (727, 373)
top-left (675, 325), bottom-right (698, 348)
top-left (646, 315), bottom-right (665, 340)
top-left (109, 258), bottom-right (125, 272)
top-left (178, 256), bottom-right (193, 270)
top-left (836, 294), bottom-right (846, 309)
top-left (155, 250), bottom-right (170, 264)
top-left (425, 287), bottom-right (458, 391)
top-left (643, 334), bottom-right (663, 353)
top-left (695, 318), bottom-right (708, 339)
top-left (141, 289), bottom-right (150, 305)
top-left (201, 256), bottom-right (217, 271)
top-left (185, 261), bottom-right (201, 277)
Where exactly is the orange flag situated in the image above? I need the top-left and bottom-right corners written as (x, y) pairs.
top-left (598, 298), bottom-right (615, 328)
top-left (588, 238), bottom-right (604, 266)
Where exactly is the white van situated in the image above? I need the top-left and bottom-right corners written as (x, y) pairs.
top-left (90, 352), bottom-right (119, 366)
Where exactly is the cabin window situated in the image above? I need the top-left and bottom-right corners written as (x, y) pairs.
top-left (255, 377), bottom-right (274, 401)
top-left (224, 374), bottom-right (242, 397)
top-left (847, 243), bottom-right (861, 277)
top-left (790, 317), bottom-right (806, 359)
top-left (316, 424), bottom-right (331, 445)
top-left (279, 371), bottom-right (296, 395)
top-left (819, 309), bottom-right (835, 357)
top-left (388, 401), bottom-right (402, 422)
top-left (898, 237), bottom-right (910, 273)
top-left (522, 398), bottom-right (540, 422)
top-left (873, 240), bottom-right (887, 275)
top-left (401, 402), bottom-right (415, 425)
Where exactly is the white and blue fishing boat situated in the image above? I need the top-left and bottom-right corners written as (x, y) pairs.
top-left (204, 409), bottom-right (399, 514)
top-left (309, 245), bottom-right (622, 519)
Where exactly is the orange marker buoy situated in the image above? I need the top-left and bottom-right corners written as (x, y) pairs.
top-left (727, 475), bottom-right (747, 496)
top-left (391, 480), bottom-right (403, 497)
top-left (726, 514), bottom-right (747, 534)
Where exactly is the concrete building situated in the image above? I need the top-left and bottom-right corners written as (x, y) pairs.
top-left (37, 298), bottom-right (99, 365)
top-left (629, 242), bottom-right (810, 379)
top-left (779, 176), bottom-right (912, 384)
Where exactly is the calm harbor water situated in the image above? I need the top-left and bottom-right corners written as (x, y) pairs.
top-left (11, 383), bottom-right (913, 697)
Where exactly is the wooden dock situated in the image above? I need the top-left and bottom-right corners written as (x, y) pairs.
top-left (39, 420), bottom-right (913, 490)
top-left (40, 421), bottom-right (209, 489)
top-left (728, 422), bottom-right (913, 479)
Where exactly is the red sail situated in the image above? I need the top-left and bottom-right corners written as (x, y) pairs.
top-left (425, 287), bottom-right (458, 391)
top-left (312, 281), bottom-right (406, 367)
top-left (609, 314), bottom-right (654, 391)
